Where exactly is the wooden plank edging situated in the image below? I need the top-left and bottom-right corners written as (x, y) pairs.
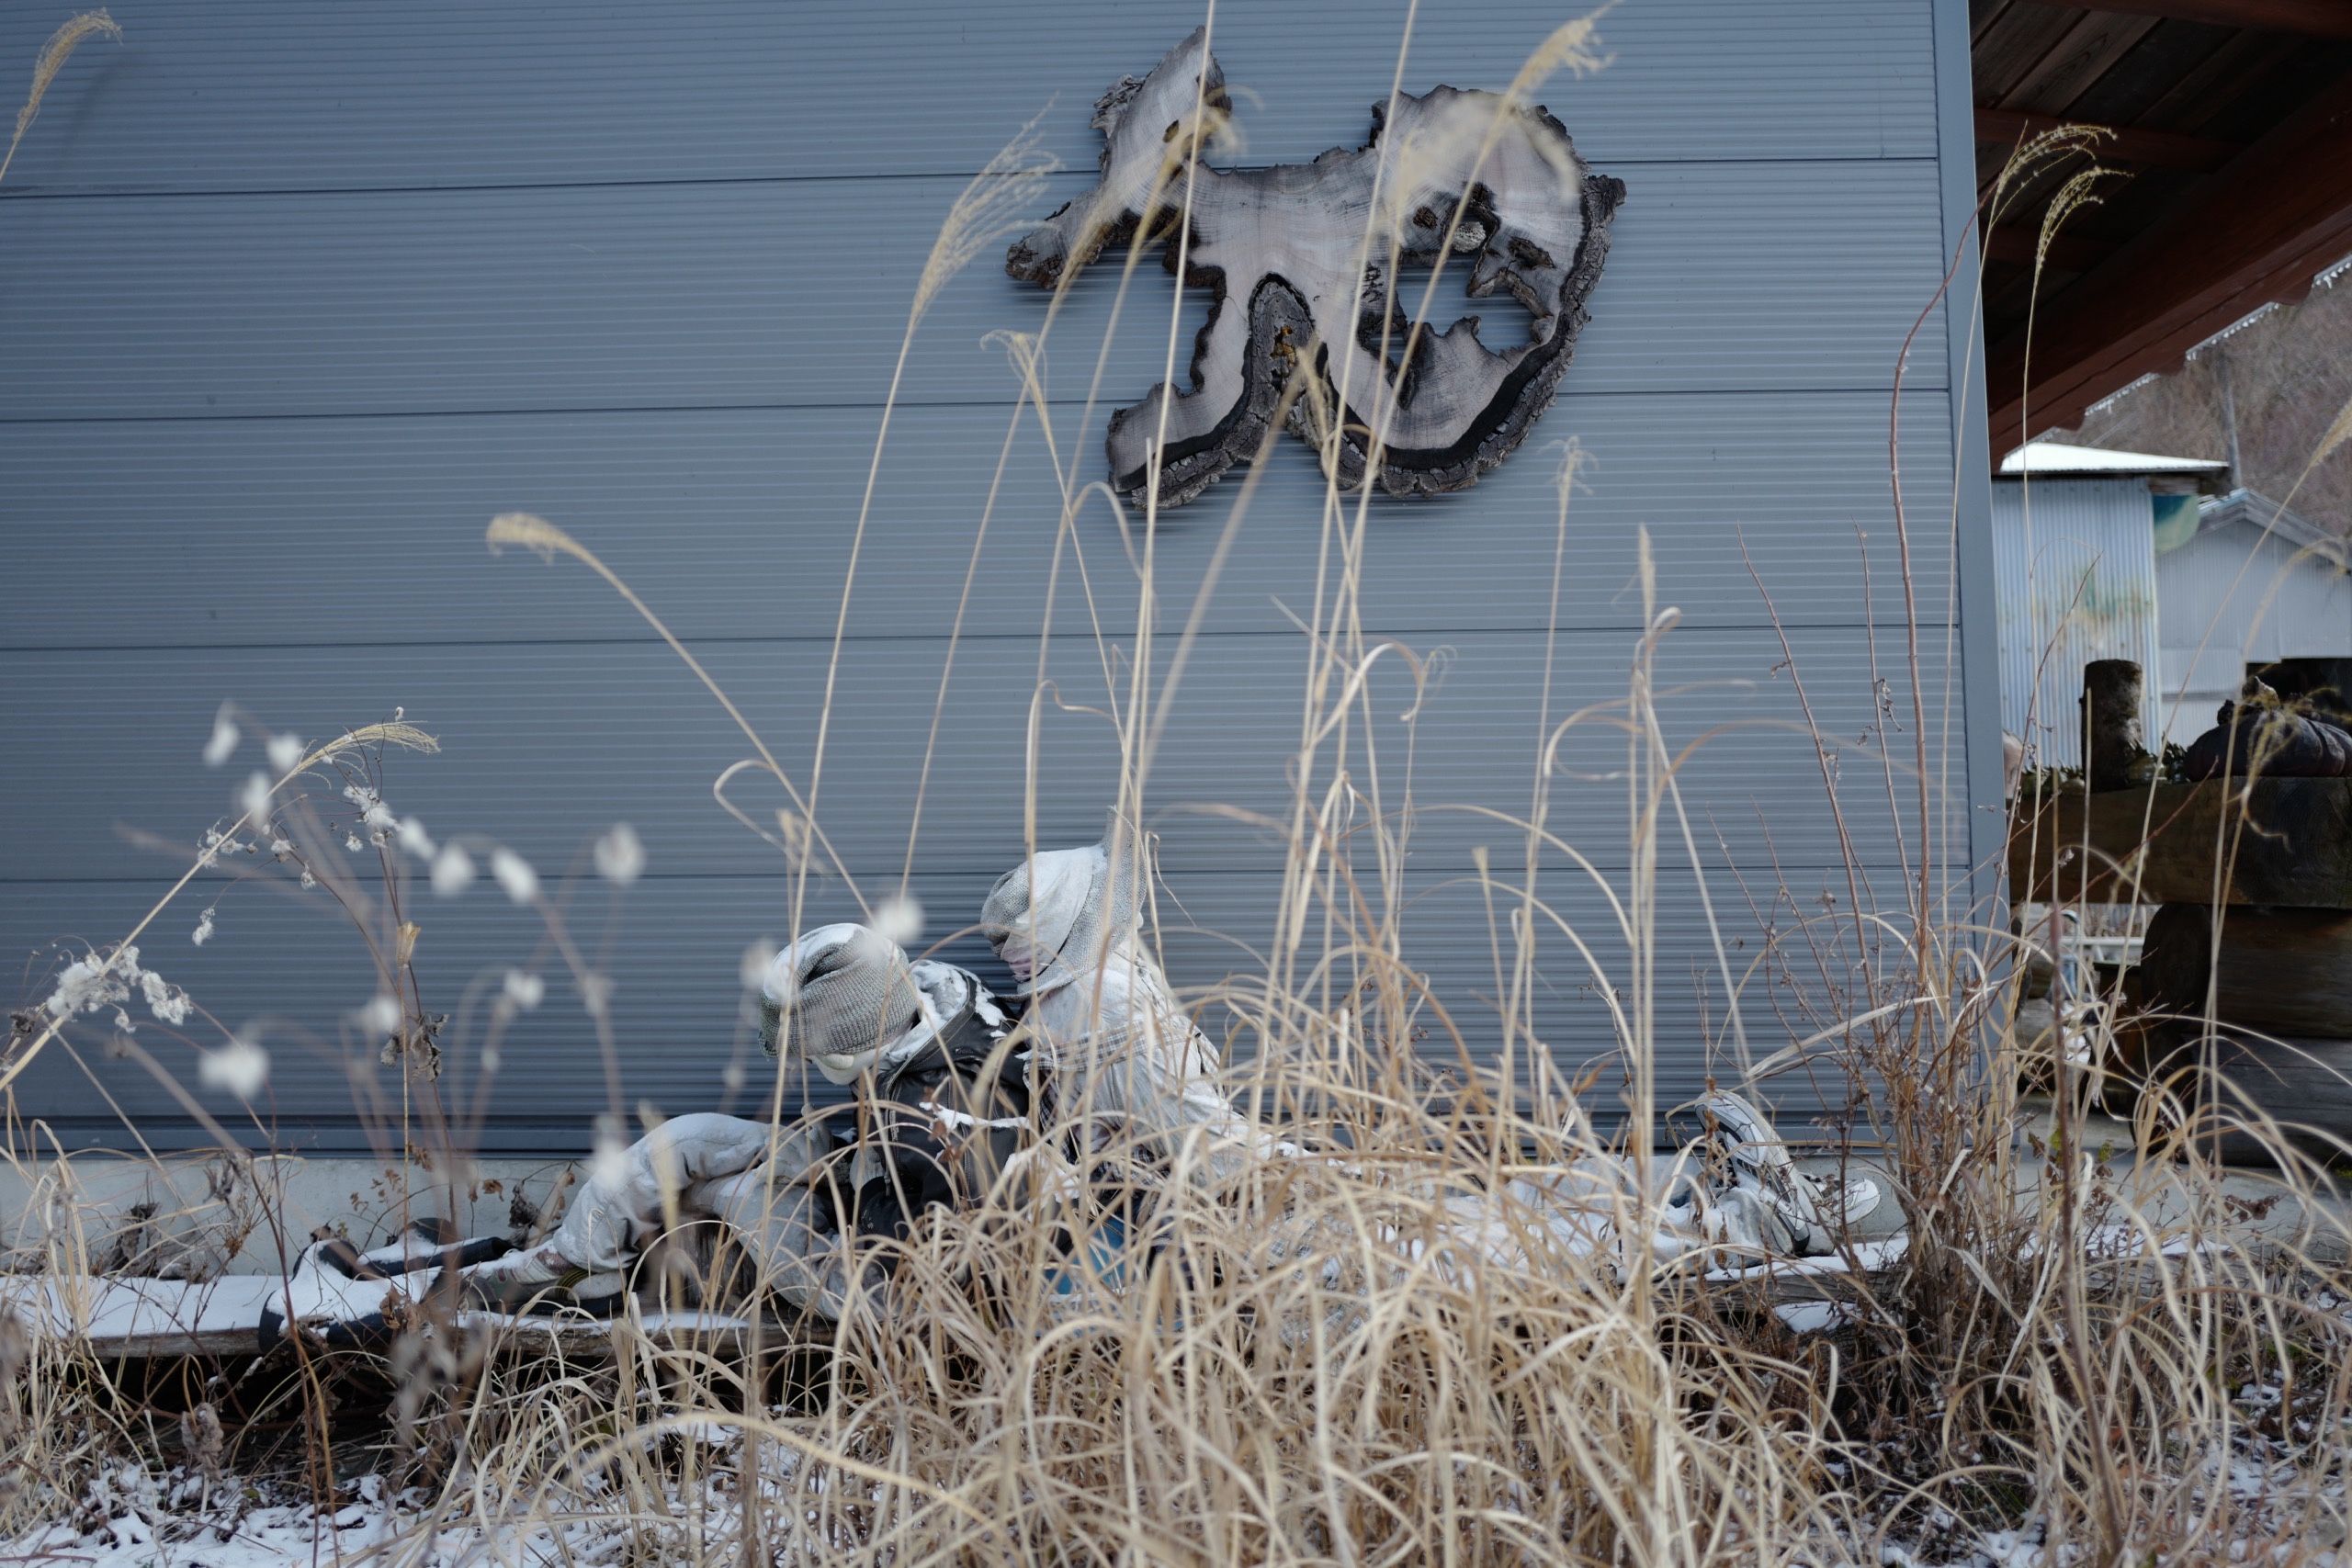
top-left (2008, 777), bottom-right (2352, 908)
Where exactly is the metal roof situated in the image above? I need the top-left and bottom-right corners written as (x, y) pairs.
top-left (2198, 486), bottom-right (2349, 569)
top-left (1997, 440), bottom-right (2228, 477)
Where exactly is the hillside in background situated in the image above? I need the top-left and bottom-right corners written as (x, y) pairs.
top-left (2057, 269), bottom-right (2352, 531)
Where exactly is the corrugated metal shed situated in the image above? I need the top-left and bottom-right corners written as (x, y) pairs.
top-left (1991, 476), bottom-right (2163, 769)
top-left (0, 1), bottom-right (1996, 1152)
top-left (2157, 489), bottom-right (2352, 741)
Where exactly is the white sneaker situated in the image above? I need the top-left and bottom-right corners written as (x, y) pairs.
top-left (1694, 1090), bottom-right (1826, 1255)
top-left (1703, 1181), bottom-right (1809, 1258)
top-left (1695, 1090), bottom-right (1888, 1256)
top-left (1807, 1170), bottom-right (1883, 1231)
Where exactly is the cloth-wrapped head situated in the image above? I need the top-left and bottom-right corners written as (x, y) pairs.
top-left (757, 922), bottom-right (923, 1083)
top-left (978, 836), bottom-right (1141, 997)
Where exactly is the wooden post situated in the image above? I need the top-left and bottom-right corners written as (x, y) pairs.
top-left (2081, 659), bottom-right (2152, 792)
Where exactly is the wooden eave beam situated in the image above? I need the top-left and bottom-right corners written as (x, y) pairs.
top-left (1975, 106), bottom-right (2238, 169)
top-left (2060, 0), bottom-right (2352, 38)
top-left (1983, 223), bottom-right (2111, 271)
top-left (1984, 72), bottom-right (2352, 443)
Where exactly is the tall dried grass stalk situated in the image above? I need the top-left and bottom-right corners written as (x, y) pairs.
top-left (0, 10), bottom-right (117, 189)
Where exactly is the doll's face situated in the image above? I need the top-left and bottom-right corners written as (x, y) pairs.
top-left (990, 926), bottom-right (1038, 984)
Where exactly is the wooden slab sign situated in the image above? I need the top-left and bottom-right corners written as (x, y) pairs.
top-left (2007, 778), bottom-right (2352, 908)
top-left (1007, 29), bottom-right (1623, 508)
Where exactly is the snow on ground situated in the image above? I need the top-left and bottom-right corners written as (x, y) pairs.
top-left (7, 1428), bottom-right (869, 1567)
top-left (23, 1427), bottom-right (2349, 1568)
top-left (15, 1490), bottom-right (786, 1568)
top-left (1863, 1381), bottom-right (2352, 1568)
top-left (17, 1469), bottom-right (429, 1567)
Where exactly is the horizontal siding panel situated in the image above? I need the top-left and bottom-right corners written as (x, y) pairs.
top-left (0, 2), bottom-right (1935, 196)
top-left (0, 162), bottom-right (1951, 421)
top-left (1, 862), bottom-right (1942, 1154)
top-left (0, 0), bottom-right (1975, 1158)
top-left (0, 391), bottom-right (1957, 649)
top-left (0, 628), bottom-right (1960, 884)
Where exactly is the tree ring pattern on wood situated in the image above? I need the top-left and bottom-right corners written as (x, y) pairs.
top-left (1006, 29), bottom-right (1625, 509)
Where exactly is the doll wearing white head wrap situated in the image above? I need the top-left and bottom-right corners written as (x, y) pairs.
top-left (978, 836), bottom-right (1884, 1263)
top-left (979, 838), bottom-right (1260, 1182)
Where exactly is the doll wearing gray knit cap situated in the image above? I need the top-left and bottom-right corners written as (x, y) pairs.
top-left (460, 922), bottom-right (1020, 1317)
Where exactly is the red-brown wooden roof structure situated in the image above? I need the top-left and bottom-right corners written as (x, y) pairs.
top-left (1973, 0), bottom-right (2352, 447)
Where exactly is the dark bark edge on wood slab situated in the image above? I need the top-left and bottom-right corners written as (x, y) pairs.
top-left (1006, 28), bottom-right (1624, 509)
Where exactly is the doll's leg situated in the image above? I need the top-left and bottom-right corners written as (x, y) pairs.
top-left (463, 1114), bottom-right (789, 1311)
top-left (694, 1160), bottom-right (855, 1320)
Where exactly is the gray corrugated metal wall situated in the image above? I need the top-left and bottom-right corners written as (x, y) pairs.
top-left (0, 1), bottom-right (1990, 1152)
top-left (1990, 477), bottom-right (2162, 769)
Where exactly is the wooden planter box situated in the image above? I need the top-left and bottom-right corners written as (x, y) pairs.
top-left (2007, 778), bottom-right (2352, 908)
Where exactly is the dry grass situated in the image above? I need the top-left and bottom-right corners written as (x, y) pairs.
top-left (0, 9), bottom-right (117, 189)
top-left (6, 13), bottom-right (2352, 1567)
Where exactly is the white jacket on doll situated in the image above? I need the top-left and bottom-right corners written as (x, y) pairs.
top-left (980, 839), bottom-right (1263, 1181)
top-left (980, 834), bottom-right (1881, 1261)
